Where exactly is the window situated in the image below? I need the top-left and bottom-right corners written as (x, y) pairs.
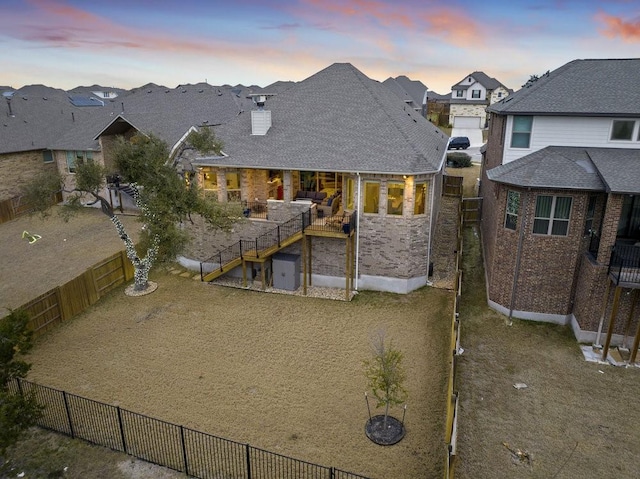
top-left (42, 150), bottom-right (54, 163)
top-left (511, 116), bottom-right (533, 148)
top-left (387, 183), bottom-right (404, 215)
top-left (471, 90), bottom-right (481, 99)
top-left (533, 195), bottom-right (572, 236)
top-left (65, 150), bottom-right (93, 173)
top-left (610, 120), bottom-right (635, 141)
top-left (584, 195), bottom-right (597, 235)
top-left (202, 168), bottom-right (218, 191)
top-left (456, 90), bottom-right (464, 98)
top-left (497, 92), bottom-right (503, 98)
top-left (363, 181), bottom-right (380, 214)
top-left (505, 190), bottom-right (520, 230)
top-left (414, 183), bottom-right (427, 215)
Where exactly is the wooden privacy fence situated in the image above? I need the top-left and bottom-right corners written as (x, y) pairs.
top-left (12, 250), bottom-right (134, 337)
top-left (462, 197), bottom-right (482, 224)
top-left (443, 200), bottom-right (463, 479)
top-left (0, 191), bottom-right (63, 225)
top-left (443, 175), bottom-right (463, 198)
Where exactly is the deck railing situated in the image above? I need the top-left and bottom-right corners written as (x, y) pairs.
top-left (608, 243), bottom-right (640, 285)
top-left (200, 208), bottom-right (357, 280)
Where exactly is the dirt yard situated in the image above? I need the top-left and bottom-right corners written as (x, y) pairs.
top-left (455, 226), bottom-right (640, 478)
top-left (23, 269), bottom-right (452, 479)
top-left (0, 207), bottom-right (141, 314)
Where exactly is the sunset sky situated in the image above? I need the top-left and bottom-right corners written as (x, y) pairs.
top-left (1, 0), bottom-right (639, 94)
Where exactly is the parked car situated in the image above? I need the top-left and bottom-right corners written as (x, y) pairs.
top-left (448, 136), bottom-right (470, 150)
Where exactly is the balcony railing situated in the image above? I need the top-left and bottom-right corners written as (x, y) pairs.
top-left (241, 200), bottom-right (268, 220)
top-left (608, 242), bottom-right (640, 285)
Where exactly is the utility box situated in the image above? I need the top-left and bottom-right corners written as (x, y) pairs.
top-left (272, 253), bottom-right (301, 291)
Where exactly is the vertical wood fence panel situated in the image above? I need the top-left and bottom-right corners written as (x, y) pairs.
top-left (5, 250), bottom-right (133, 337)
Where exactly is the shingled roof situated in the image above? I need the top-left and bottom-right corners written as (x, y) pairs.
top-left (0, 85), bottom-right (111, 154)
top-left (488, 58), bottom-right (640, 116)
top-left (198, 63), bottom-right (448, 175)
top-left (383, 75), bottom-right (428, 112)
top-left (95, 83), bottom-right (258, 148)
top-left (451, 71), bottom-right (506, 91)
top-left (487, 146), bottom-right (640, 194)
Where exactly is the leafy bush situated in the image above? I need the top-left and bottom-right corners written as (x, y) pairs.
top-left (447, 152), bottom-right (472, 168)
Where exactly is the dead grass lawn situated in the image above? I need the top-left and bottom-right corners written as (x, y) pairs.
top-left (455, 226), bottom-right (640, 478)
top-left (25, 271), bottom-right (453, 479)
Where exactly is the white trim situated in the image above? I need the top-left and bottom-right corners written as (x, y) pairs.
top-left (487, 298), bottom-right (571, 325)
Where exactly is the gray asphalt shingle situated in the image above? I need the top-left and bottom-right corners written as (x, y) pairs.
top-left (488, 58), bottom-right (640, 116)
top-left (487, 146), bottom-right (640, 194)
top-left (200, 63), bottom-right (448, 174)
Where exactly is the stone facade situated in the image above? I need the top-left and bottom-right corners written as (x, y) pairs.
top-left (0, 150), bottom-right (58, 201)
top-left (182, 166), bottom-right (438, 293)
top-left (449, 103), bottom-right (487, 127)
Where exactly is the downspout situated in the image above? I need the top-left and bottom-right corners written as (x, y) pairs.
top-left (426, 172), bottom-right (436, 286)
top-left (355, 172), bottom-right (361, 290)
top-left (508, 189), bottom-right (529, 325)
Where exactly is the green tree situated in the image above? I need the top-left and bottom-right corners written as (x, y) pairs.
top-left (0, 309), bottom-right (42, 453)
top-left (363, 331), bottom-right (408, 429)
top-left (22, 131), bottom-right (241, 292)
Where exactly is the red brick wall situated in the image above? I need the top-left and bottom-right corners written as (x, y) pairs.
top-left (487, 186), bottom-right (591, 315)
top-left (479, 114), bottom-right (507, 287)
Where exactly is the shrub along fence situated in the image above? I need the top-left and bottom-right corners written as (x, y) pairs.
top-left (10, 250), bottom-right (134, 336)
top-left (443, 195), bottom-right (463, 479)
top-left (9, 378), bottom-right (370, 479)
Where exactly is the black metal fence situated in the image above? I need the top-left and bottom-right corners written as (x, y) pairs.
top-left (9, 378), bottom-right (370, 479)
top-left (608, 242), bottom-right (640, 285)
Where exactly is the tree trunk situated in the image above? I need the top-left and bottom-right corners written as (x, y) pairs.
top-left (383, 400), bottom-right (390, 429)
top-left (109, 214), bottom-right (158, 291)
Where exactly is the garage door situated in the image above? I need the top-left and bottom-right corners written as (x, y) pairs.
top-left (453, 116), bottom-right (481, 128)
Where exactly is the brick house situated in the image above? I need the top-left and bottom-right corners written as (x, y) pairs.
top-left (479, 58), bottom-right (640, 358)
top-left (449, 71), bottom-right (511, 129)
top-left (184, 63), bottom-right (449, 294)
top-left (0, 85), bottom-right (110, 204)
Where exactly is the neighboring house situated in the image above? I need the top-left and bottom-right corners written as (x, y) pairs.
top-left (3, 65), bottom-right (448, 296)
top-left (189, 63), bottom-right (448, 294)
top-left (383, 75), bottom-right (429, 117)
top-left (449, 71), bottom-right (511, 128)
top-left (479, 58), bottom-right (640, 357)
top-left (0, 84), bottom-right (111, 202)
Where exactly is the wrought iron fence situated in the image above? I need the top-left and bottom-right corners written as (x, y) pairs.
top-left (608, 242), bottom-right (640, 285)
top-left (9, 378), bottom-right (370, 479)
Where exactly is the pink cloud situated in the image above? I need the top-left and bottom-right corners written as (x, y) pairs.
top-left (595, 12), bottom-right (640, 42)
top-left (299, 0), bottom-right (484, 47)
